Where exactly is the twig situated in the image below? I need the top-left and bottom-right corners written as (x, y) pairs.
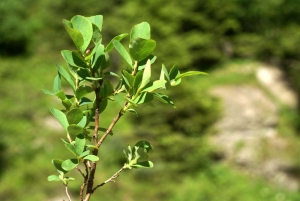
top-left (78, 163), bottom-right (89, 201)
top-left (96, 110), bottom-right (123, 148)
top-left (84, 87), bottom-right (101, 201)
top-left (65, 184), bottom-right (72, 201)
top-left (76, 167), bottom-right (85, 178)
top-left (92, 165), bottom-right (126, 192)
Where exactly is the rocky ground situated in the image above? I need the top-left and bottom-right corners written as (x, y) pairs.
top-left (210, 64), bottom-right (299, 190)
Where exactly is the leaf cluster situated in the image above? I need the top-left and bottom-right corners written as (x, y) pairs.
top-left (43, 14), bottom-right (206, 199)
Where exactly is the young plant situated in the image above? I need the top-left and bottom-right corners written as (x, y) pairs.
top-left (43, 14), bottom-right (207, 201)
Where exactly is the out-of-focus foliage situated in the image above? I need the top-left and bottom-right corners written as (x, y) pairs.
top-left (127, 85), bottom-right (221, 173)
top-left (0, 0), bottom-right (39, 55)
top-left (1, 0), bottom-right (300, 200)
top-left (5, 0), bottom-right (300, 99)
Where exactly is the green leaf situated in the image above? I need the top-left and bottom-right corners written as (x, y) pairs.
top-left (90, 24), bottom-right (102, 44)
top-left (87, 15), bottom-right (103, 32)
top-left (106, 33), bottom-right (128, 52)
top-left (135, 140), bottom-right (154, 152)
top-left (122, 70), bottom-right (134, 91)
top-left (52, 159), bottom-right (68, 175)
top-left (91, 44), bottom-right (105, 71)
top-left (56, 65), bottom-right (76, 91)
top-left (130, 22), bottom-right (151, 40)
top-left (85, 144), bottom-right (98, 149)
top-left (88, 16), bottom-right (103, 44)
top-left (67, 125), bottom-right (84, 139)
top-left (62, 99), bottom-right (72, 110)
top-left (61, 50), bottom-right (87, 68)
top-left (62, 19), bottom-right (84, 52)
top-left (77, 116), bottom-right (87, 128)
top-left (83, 155), bottom-right (99, 161)
top-left (124, 145), bottom-right (133, 162)
top-left (153, 93), bottom-right (175, 107)
top-left (79, 97), bottom-right (93, 106)
top-left (55, 90), bottom-right (67, 101)
top-left (47, 175), bottom-right (61, 182)
top-left (131, 161), bottom-right (154, 168)
top-left (127, 108), bottom-right (138, 116)
top-left (75, 134), bottom-right (85, 155)
top-left (139, 59), bottom-right (151, 90)
top-left (53, 74), bottom-right (61, 93)
top-left (99, 80), bottom-right (114, 97)
top-left (133, 70), bottom-right (143, 94)
top-left (71, 15), bottom-right (93, 52)
top-left (86, 77), bottom-right (103, 81)
top-left (98, 52), bottom-right (110, 71)
top-left (112, 40), bottom-right (133, 69)
top-left (75, 85), bottom-right (93, 100)
top-left (62, 159), bottom-right (79, 171)
top-left (138, 55), bottom-right (157, 70)
top-left (99, 98), bottom-right (108, 113)
top-left (161, 64), bottom-right (170, 81)
top-left (77, 68), bottom-right (91, 80)
top-left (79, 150), bottom-right (90, 158)
top-left (141, 80), bottom-right (167, 93)
top-left (84, 41), bottom-right (101, 61)
top-left (129, 38), bottom-right (156, 61)
top-left (42, 89), bottom-right (55, 95)
top-left (135, 92), bottom-right (154, 104)
top-left (65, 177), bottom-right (75, 182)
top-left (175, 71), bottom-right (208, 80)
top-left (50, 108), bottom-right (69, 130)
top-left (62, 140), bottom-right (77, 156)
top-left (169, 65), bottom-right (179, 81)
top-left (115, 93), bottom-right (124, 107)
top-left (66, 109), bottom-right (84, 125)
top-left (169, 65), bottom-right (181, 86)
top-left (104, 71), bottom-right (120, 78)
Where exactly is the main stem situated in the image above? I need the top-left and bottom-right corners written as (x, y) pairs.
top-left (84, 74), bottom-right (131, 200)
top-left (84, 86), bottom-right (101, 201)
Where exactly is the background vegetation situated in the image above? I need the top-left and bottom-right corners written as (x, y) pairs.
top-left (1, 0), bottom-right (300, 200)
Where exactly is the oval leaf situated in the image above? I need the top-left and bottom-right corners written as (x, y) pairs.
top-left (87, 15), bottom-right (103, 31)
top-left (129, 38), bottom-right (156, 61)
top-left (50, 108), bottom-right (69, 130)
top-left (175, 71), bottom-right (208, 80)
top-left (139, 59), bottom-right (151, 91)
top-left (61, 50), bottom-right (87, 68)
top-left (67, 125), bottom-right (84, 139)
top-left (141, 80), bottom-right (167, 93)
top-left (52, 159), bottom-right (68, 175)
top-left (83, 155), bottom-right (99, 162)
top-left (62, 19), bottom-right (84, 51)
top-left (75, 85), bottom-right (93, 100)
top-left (71, 15), bottom-right (93, 52)
top-left (62, 159), bottom-right (79, 171)
top-left (56, 65), bottom-right (76, 91)
top-left (66, 109), bottom-right (84, 125)
top-left (112, 40), bottom-right (133, 69)
top-left (130, 22), bottom-right (151, 40)
top-left (106, 33), bottom-right (128, 52)
top-left (47, 175), bottom-right (61, 182)
top-left (75, 134), bottom-right (85, 155)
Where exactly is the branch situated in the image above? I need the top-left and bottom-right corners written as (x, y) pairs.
top-left (76, 167), bottom-right (85, 178)
top-left (65, 184), bottom-right (72, 201)
top-left (84, 87), bottom-right (101, 200)
top-left (77, 163), bottom-right (89, 201)
top-left (96, 110), bottom-right (123, 148)
top-left (92, 165), bottom-right (126, 191)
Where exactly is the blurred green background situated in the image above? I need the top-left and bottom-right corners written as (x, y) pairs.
top-left (2, 0), bottom-right (300, 200)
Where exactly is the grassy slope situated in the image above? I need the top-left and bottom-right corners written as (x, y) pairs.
top-left (0, 56), bottom-right (300, 200)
